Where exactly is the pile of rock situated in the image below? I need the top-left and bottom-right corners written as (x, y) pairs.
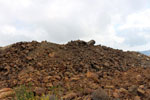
top-left (0, 40), bottom-right (150, 99)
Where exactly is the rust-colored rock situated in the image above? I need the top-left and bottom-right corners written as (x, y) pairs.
top-left (134, 96), bottom-right (141, 100)
top-left (86, 72), bottom-right (99, 82)
top-left (136, 75), bottom-right (143, 81)
top-left (62, 92), bottom-right (77, 100)
top-left (0, 88), bottom-right (13, 93)
top-left (137, 88), bottom-right (145, 95)
top-left (119, 88), bottom-right (128, 93)
top-left (113, 89), bottom-right (120, 98)
top-left (0, 88), bottom-right (15, 99)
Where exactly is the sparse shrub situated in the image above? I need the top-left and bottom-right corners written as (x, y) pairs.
top-left (13, 85), bottom-right (59, 100)
top-left (13, 85), bottom-right (35, 100)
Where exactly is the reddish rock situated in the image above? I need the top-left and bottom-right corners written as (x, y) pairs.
top-left (134, 96), bottom-right (141, 100)
top-left (0, 88), bottom-right (15, 99)
top-left (119, 88), bottom-right (128, 93)
top-left (136, 75), bottom-right (143, 81)
top-left (113, 89), bottom-right (120, 98)
top-left (137, 88), bottom-right (145, 95)
top-left (48, 52), bottom-right (55, 57)
top-left (62, 92), bottom-right (77, 100)
top-left (86, 72), bottom-right (99, 82)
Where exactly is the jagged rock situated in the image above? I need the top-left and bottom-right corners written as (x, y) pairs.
top-left (87, 40), bottom-right (96, 45)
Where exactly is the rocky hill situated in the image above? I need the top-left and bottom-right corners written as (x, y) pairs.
top-left (0, 40), bottom-right (150, 100)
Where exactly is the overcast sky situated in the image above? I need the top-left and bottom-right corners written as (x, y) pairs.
top-left (0, 0), bottom-right (150, 51)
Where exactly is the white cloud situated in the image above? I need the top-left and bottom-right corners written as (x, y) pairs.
top-left (115, 9), bottom-right (150, 50)
top-left (0, 0), bottom-right (150, 51)
top-left (118, 9), bottom-right (150, 30)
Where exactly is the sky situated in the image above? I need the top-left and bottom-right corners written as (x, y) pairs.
top-left (0, 0), bottom-right (150, 51)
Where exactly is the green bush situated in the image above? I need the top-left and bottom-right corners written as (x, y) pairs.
top-left (14, 85), bottom-right (35, 100)
top-left (13, 85), bottom-right (59, 100)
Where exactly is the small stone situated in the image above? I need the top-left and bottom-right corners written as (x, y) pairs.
top-left (49, 52), bottom-right (55, 57)
top-left (0, 88), bottom-right (13, 93)
top-left (145, 73), bottom-right (150, 79)
top-left (46, 83), bottom-right (53, 87)
top-left (146, 89), bottom-right (150, 95)
top-left (0, 88), bottom-right (15, 99)
top-left (62, 92), bottom-right (77, 100)
top-left (91, 88), bottom-right (110, 100)
top-left (34, 87), bottom-right (45, 96)
top-left (82, 88), bottom-right (93, 95)
top-left (146, 58), bottom-right (150, 61)
top-left (105, 85), bottom-right (114, 89)
top-left (134, 96), bottom-right (141, 100)
top-left (139, 85), bottom-right (145, 89)
top-left (26, 77), bottom-right (33, 82)
top-left (37, 62), bottom-right (43, 67)
top-left (128, 85), bottom-right (137, 94)
top-left (64, 77), bottom-right (69, 81)
top-left (53, 75), bottom-right (61, 80)
top-left (26, 56), bottom-right (32, 60)
top-left (43, 76), bottom-right (52, 83)
top-left (136, 75), bottom-right (142, 81)
top-left (86, 72), bottom-right (99, 82)
top-left (113, 89), bottom-right (120, 98)
top-left (137, 88), bottom-right (145, 95)
top-left (104, 62), bottom-right (109, 67)
top-left (119, 88), bottom-right (128, 93)
top-left (71, 77), bottom-right (80, 81)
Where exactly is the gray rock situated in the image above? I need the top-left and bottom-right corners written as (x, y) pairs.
top-left (91, 88), bottom-right (110, 100)
top-left (87, 40), bottom-right (96, 45)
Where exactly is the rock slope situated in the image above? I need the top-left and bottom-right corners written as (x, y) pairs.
top-left (0, 40), bottom-right (150, 100)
